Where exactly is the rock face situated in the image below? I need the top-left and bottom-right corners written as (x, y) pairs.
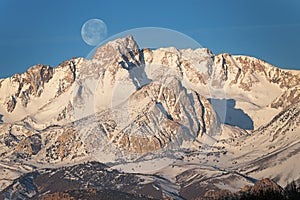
top-left (103, 79), bottom-right (220, 153)
top-left (271, 86), bottom-right (300, 109)
top-left (0, 58), bottom-right (79, 121)
top-left (6, 96), bottom-right (16, 112)
top-left (213, 54), bottom-right (300, 90)
top-left (256, 101), bottom-right (300, 142)
top-left (10, 64), bottom-right (53, 108)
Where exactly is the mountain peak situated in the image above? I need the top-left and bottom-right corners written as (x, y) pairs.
top-left (0, 36), bottom-right (300, 198)
top-left (93, 35), bottom-right (139, 62)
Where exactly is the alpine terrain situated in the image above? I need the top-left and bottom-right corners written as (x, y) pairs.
top-left (0, 36), bottom-right (299, 199)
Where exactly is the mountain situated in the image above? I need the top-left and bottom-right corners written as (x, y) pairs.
top-left (0, 35), bottom-right (299, 199)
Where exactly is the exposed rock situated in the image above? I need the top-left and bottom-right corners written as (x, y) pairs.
top-left (15, 134), bottom-right (42, 157)
top-left (45, 127), bottom-right (82, 161)
top-left (195, 178), bottom-right (285, 200)
top-left (20, 90), bottom-right (30, 107)
top-left (18, 64), bottom-right (53, 97)
top-left (213, 54), bottom-right (300, 91)
top-left (250, 178), bottom-right (283, 195)
top-left (54, 59), bottom-right (77, 97)
top-left (103, 78), bottom-right (220, 153)
top-left (202, 189), bottom-right (233, 199)
top-left (256, 101), bottom-right (300, 141)
top-left (57, 101), bottom-right (73, 121)
top-left (6, 96), bottom-right (16, 112)
top-left (93, 35), bottom-right (140, 68)
top-left (271, 86), bottom-right (300, 109)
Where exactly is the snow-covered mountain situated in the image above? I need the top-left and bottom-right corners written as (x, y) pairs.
top-left (0, 36), bottom-right (299, 199)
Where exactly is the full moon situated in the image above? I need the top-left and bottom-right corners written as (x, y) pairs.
top-left (81, 19), bottom-right (108, 46)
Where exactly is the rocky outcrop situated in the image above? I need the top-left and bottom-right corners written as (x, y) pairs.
top-left (93, 35), bottom-right (140, 65)
top-left (271, 86), bottom-right (300, 109)
top-left (256, 101), bottom-right (300, 141)
top-left (0, 58), bottom-right (79, 116)
top-left (54, 59), bottom-right (77, 97)
top-left (103, 79), bottom-right (220, 153)
top-left (250, 178), bottom-right (283, 194)
top-left (45, 127), bottom-right (82, 161)
top-left (196, 178), bottom-right (285, 200)
top-left (5, 96), bottom-right (16, 112)
top-left (200, 189), bottom-right (233, 200)
top-left (213, 54), bottom-right (300, 91)
top-left (14, 134), bottom-right (41, 157)
top-left (57, 101), bottom-right (73, 121)
top-left (13, 64), bottom-right (53, 101)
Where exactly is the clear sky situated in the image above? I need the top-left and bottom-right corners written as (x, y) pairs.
top-left (0, 0), bottom-right (300, 78)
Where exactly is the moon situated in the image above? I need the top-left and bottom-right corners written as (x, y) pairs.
top-left (81, 19), bottom-right (108, 46)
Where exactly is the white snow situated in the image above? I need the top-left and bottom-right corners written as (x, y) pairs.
top-left (0, 36), bottom-right (299, 195)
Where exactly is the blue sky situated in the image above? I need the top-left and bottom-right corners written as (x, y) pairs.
top-left (0, 0), bottom-right (300, 78)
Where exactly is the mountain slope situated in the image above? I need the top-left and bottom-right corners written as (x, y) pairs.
top-left (0, 35), bottom-right (299, 198)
